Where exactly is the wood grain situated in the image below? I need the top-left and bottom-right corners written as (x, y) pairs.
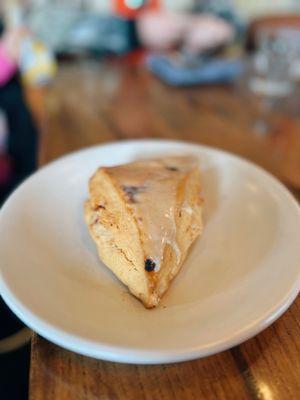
top-left (29, 60), bottom-right (300, 400)
top-left (30, 300), bottom-right (300, 400)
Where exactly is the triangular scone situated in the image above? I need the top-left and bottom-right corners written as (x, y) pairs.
top-left (84, 156), bottom-right (203, 308)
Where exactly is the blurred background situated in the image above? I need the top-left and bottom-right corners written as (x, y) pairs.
top-left (1, 1), bottom-right (300, 399)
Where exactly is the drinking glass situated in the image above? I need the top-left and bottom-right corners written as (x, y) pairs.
top-left (248, 27), bottom-right (300, 134)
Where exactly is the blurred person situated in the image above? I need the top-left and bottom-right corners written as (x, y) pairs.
top-left (0, 17), bottom-right (38, 204)
top-left (0, 6), bottom-right (40, 400)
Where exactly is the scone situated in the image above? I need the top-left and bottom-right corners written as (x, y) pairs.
top-left (84, 156), bottom-right (203, 308)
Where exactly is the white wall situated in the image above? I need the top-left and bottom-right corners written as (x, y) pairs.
top-left (233, 0), bottom-right (300, 20)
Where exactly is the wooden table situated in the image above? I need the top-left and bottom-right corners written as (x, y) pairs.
top-left (29, 60), bottom-right (300, 400)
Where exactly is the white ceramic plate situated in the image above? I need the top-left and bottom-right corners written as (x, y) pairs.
top-left (0, 140), bottom-right (299, 364)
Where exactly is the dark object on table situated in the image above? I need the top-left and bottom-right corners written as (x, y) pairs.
top-left (0, 75), bottom-right (38, 204)
top-left (0, 339), bottom-right (30, 400)
top-left (147, 53), bottom-right (243, 86)
top-left (0, 299), bottom-right (31, 400)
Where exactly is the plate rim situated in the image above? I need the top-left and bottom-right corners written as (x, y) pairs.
top-left (0, 271), bottom-right (299, 364)
top-left (0, 139), bottom-right (299, 364)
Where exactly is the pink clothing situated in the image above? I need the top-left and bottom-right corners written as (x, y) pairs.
top-left (0, 43), bottom-right (17, 86)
